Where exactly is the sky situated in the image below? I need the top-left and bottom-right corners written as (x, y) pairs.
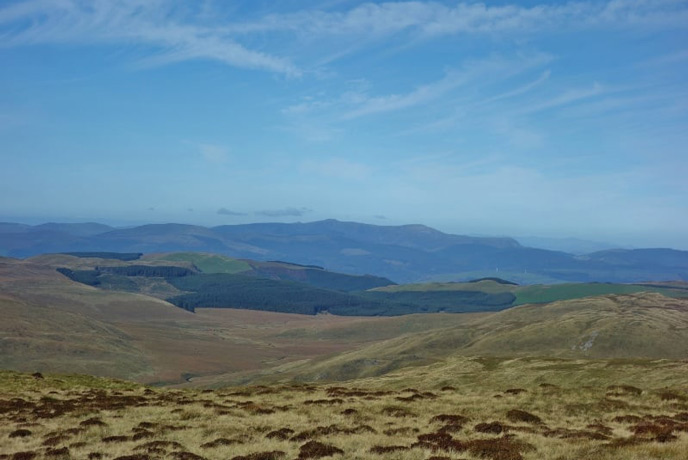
top-left (0, 0), bottom-right (687, 248)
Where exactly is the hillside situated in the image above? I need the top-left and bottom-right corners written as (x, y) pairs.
top-left (40, 252), bottom-right (517, 316)
top-left (365, 279), bottom-right (688, 313)
top-left (3, 219), bottom-right (688, 283)
top-left (0, 257), bottom-right (477, 384)
top-left (264, 293), bottom-right (688, 383)
top-left (3, 254), bottom-right (688, 387)
top-left (147, 252), bottom-right (395, 292)
top-left (16, 252), bottom-right (688, 318)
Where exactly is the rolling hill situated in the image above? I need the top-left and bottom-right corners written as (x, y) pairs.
top-left (17, 252), bottom-right (688, 317)
top-left (0, 256), bottom-right (480, 384)
top-left (262, 292), bottom-right (688, 383)
top-left (39, 252), bottom-right (525, 315)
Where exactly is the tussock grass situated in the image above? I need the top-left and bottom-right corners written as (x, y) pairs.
top-left (1, 362), bottom-right (687, 460)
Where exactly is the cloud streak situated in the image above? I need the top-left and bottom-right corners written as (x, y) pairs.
top-left (286, 53), bottom-right (553, 121)
top-left (0, 0), bottom-right (299, 75)
top-left (226, 1), bottom-right (688, 37)
top-left (217, 208), bottom-right (246, 216)
top-left (1, 1), bottom-right (686, 75)
top-left (256, 207), bottom-right (312, 217)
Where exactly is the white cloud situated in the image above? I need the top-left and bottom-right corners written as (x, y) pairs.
top-left (341, 69), bottom-right (468, 119)
top-left (226, 1), bottom-right (688, 38)
top-left (521, 82), bottom-right (605, 114)
top-left (0, 0), bottom-right (299, 76)
top-left (2, 1), bottom-right (685, 75)
top-left (335, 53), bottom-right (552, 119)
top-left (484, 70), bottom-right (551, 104)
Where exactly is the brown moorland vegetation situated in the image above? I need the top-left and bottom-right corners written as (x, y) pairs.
top-left (1, 361), bottom-right (687, 460)
top-left (0, 257), bottom-right (483, 386)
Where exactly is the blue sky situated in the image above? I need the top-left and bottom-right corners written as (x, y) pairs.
top-left (1, 0), bottom-right (687, 248)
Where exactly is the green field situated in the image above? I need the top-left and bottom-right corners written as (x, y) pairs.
top-left (154, 252), bottom-right (251, 274)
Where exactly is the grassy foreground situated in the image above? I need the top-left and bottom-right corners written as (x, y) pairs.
top-left (2, 357), bottom-right (687, 460)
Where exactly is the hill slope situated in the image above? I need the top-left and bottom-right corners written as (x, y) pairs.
top-left (0, 257), bottom-right (477, 384)
top-left (268, 293), bottom-right (688, 382)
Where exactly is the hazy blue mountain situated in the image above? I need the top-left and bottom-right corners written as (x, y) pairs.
top-left (1, 220), bottom-right (687, 283)
top-left (515, 236), bottom-right (621, 255)
top-left (213, 219), bottom-right (519, 250)
top-left (31, 222), bottom-right (115, 236)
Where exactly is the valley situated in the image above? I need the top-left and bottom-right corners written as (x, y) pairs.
top-left (1, 242), bottom-right (687, 459)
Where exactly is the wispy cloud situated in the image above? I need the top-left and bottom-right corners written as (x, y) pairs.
top-left (217, 207), bottom-right (246, 216)
top-left (256, 207), bottom-right (312, 217)
top-left (226, 1), bottom-right (688, 38)
top-left (484, 70), bottom-right (551, 104)
top-left (521, 82), bottom-right (605, 114)
top-left (341, 69), bottom-right (468, 119)
top-left (2, 1), bottom-right (685, 75)
top-left (0, 0), bottom-right (299, 75)
top-left (282, 53), bottom-right (552, 122)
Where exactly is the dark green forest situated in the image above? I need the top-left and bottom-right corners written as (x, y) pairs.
top-left (167, 273), bottom-right (395, 315)
top-left (56, 260), bottom-right (518, 316)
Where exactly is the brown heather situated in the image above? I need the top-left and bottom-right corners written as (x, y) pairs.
top-left (0, 367), bottom-right (687, 460)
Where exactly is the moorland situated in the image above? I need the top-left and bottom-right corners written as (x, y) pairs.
top-left (1, 220), bottom-right (688, 459)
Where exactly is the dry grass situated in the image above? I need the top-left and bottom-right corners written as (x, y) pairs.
top-left (1, 367), bottom-right (687, 460)
top-left (0, 258), bottom-right (481, 386)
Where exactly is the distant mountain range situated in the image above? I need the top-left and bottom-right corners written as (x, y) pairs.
top-left (514, 236), bottom-right (623, 255)
top-left (1, 219), bottom-right (687, 283)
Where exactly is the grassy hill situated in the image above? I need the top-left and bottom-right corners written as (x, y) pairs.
top-left (514, 282), bottom-right (688, 305)
top-left (4, 253), bottom-right (688, 388)
top-left (3, 255), bottom-right (688, 459)
top-left (264, 293), bottom-right (688, 383)
top-left (147, 252), bottom-right (396, 292)
top-left (21, 252), bottom-right (688, 317)
top-left (150, 252), bottom-right (252, 274)
top-left (43, 251), bottom-right (512, 316)
top-left (0, 257), bottom-right (477, 385)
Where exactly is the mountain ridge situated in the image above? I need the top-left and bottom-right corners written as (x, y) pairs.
top-left (2, 219), bottom-right (687, 283)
